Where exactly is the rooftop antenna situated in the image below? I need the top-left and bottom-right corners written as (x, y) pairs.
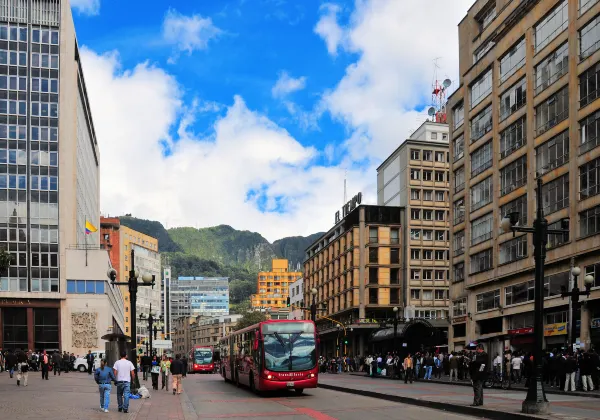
top-left (430, 57), bottom-right (451, 124)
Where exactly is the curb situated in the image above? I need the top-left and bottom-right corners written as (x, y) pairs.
top-left (346, 373), bottom-right (600, 399)
top-left (319, 382), bottom-right (546, 420)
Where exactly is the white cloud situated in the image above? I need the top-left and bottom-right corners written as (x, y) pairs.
top-left (162, 9), bottom-right (222, 55)
top-left (322, 0), bottom-right (472, 160)
top-left (70, 0), bottom-right (100, 16)
top-left (271, 71), bottom-right (307, 98)
top-left (314, 3), bottom-right (344, 56)
top-left (81, 49), bottom-right (372, 242)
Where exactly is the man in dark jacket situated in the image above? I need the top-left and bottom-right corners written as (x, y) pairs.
top-left (170, 354), bottom-right (184, 395)
top-left (86, 350), bottom-right (94, 375)
top-left (51, 351), bottom-right (62, 376)
top-left (140, 353), bottom-right (151, 381)
top-left (469, 344), bottom-right (488, 406)
top-left (5, 350), bottom-right (17, 378)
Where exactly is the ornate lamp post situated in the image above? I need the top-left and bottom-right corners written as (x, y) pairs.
top-left (500, 177), bottom-right (569, 415)
top-left (107, 248), bottom-right (155, 392)
top-left (139, 303), bottom-right (164, 357)
top-left (310, 288), bottom-right (318, 322)
top-left (392, 306), bottom-right (401, 351)
top-left (561, 267), bottom-right (594, 347)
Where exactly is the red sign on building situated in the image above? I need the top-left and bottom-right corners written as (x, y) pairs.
top-left (508, 327), bottom-right (533, 335)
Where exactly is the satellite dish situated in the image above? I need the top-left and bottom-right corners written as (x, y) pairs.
top-left (443, 79), bottom-right (452, 88)
top-left (427, 107), bottom-right (436, 116)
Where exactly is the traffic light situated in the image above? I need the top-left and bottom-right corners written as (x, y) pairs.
top-left (286, 296), bottom-right (290, 307)
top-left (343, 338), bottom-right (348, 345)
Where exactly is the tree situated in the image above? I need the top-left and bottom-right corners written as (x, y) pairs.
top-left (229, 279), bottom-right (255, 304)
top-left (0, 247), bottom-right (11, 274)
top-left (233, 311), bottom-right (267, 331)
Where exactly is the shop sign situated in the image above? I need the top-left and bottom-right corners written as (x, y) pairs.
top-left (335, 192), bottom-right (362, 224)
top-left (508, 327), bottom-right (533, 336)
top-left (544, 322), bottom-right (567, 336)
top-left (453, 316), bottom-right (467, 324)
top-left (591, 318), bottom-right (600, 329)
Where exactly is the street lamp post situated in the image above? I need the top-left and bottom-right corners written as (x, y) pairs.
top-left (500, 177), bottom-right (569, 415)
top-left (561, 267), bottom-right (594, 348)
top-left (310, 288), bottom-right (318, 322)
top-left (140, 303), bottom-right (164, 358)
top-left (107, 248), bottom-right (156, 393)
top-left (392, 307), bottom-right (400, 352)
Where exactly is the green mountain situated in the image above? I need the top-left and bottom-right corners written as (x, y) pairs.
top-left (118, 216), bottom-right (323, 304)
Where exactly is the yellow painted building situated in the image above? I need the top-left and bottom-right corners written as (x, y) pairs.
top-left (251, 259), bottom-right (302, 310)
top-left (119, 226), bottom-right (159, 339)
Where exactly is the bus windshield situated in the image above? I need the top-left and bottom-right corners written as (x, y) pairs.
top-left (262, 322), bottom-right (316, 372)
top-left (194, 348), bottom-right (213, 364)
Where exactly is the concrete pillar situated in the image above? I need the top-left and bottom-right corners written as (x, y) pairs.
top-left (27, 307), bottom-right (34, 351)
top-left (359, 333), bottom-right (365, 356)
top-left (581, 303), bottom-right (591, 350)
top-left (447, 322), bottom-right (454, 352)
top-left (358, 207), bottom-right (366, 319)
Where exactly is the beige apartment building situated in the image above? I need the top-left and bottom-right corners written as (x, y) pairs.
top-left (172, 314), bottom-right (242, 355)
top-left (448, 0), bottom-right (600, 355)
top-left (377, 121), bottom-right (451, 322)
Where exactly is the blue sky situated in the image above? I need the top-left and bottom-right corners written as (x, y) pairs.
top-left (74, 0), bottom-right (472, 241)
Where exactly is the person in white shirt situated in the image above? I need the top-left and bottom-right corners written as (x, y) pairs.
top-left (493, 353), bottom-right (502, 376)
top-left (511, 354), bottom-right (522, 383)
top-left (113, 351), bottom-right (135, 414)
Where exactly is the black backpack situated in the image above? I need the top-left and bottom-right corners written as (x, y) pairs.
top-left (20, 363), bottom-right (29, 373)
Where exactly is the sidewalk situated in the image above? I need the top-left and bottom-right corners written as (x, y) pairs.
top-left (318, 373), bottom-right (600, 420)
top-left (347, 372), bottom-right (600, 399)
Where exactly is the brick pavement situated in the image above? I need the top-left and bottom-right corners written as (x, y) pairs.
top-left (319, 373), bottom-right (600, 420)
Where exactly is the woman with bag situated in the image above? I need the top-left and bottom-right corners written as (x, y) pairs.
top-left (151, 355), bottom-right (160, 390)
top-left (16, 351), bottom-right (29, 387)
top-left (160, 354), bottom-right (171, 391)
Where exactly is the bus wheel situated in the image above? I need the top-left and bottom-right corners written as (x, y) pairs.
top-left (294, 389), bottom-right (304, 395)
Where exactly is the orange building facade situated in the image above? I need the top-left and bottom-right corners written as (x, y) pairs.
top-left (250, 259), bottom-right (302, 310)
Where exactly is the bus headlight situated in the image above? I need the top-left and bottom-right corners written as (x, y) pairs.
top-left (267, 374), bottom-right (272, 380)
top-left (309, 373), bottom-right (315, 378)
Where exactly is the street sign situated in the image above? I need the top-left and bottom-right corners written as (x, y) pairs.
top-left (153, 339), bottom-right (172, 349)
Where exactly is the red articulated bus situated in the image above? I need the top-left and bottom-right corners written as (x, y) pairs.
top-left (188, 345), bottom-right (216, 374)
top-left (219, 319), bottom-right (318, 394)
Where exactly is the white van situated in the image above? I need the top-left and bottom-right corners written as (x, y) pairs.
top-left (74, 351), bottom-right (104, 372)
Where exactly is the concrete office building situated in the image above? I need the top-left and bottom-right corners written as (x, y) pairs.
top-left (376, 121), bottom-right (452, 323)
top-left (447, 0), bottom-right (600, 354)
top-left (170, 276), bottom-right (229, 321)
top-left (189, 314), bottom-right (243, 348)
top-left (288, 277), bottom-right (304, 320)
top-left (0, 0), bottom-right (102, 352)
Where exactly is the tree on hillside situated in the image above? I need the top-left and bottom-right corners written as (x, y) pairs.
top-left (229, 279), bottom-right (256, 304)
top-left (233, 311), bottom-right (267, 331)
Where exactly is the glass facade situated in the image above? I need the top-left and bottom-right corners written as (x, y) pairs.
top-left (171, 276), bottom-right (230, 320)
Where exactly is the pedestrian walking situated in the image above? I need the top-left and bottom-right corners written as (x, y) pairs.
top-left (171, 354), bottom-right (184, 395)
top-left (16, 350), bottom-right (28, 387)
top-left (140, 352), bottom-right (151, 381)
top-left (5, 349), bottom-right (16, 378)
top-left (469, 344), bottom-right (488, 406)
top-left (581, 352), bottom-right (595, 392)
top-left (182, 355), bottom-right (188, 378)
top-left (52, 350), bottom-right (62, 376)
top-left (160, 354), bottom-right (171, 391)
top-left (86, 350), bottom-right (94, 375)
top-left (564, 353), bottom-right (577, 392)
top-left (113, 351), bottom-right (135, 414)
top-left (40, 350), bottom-right (49, 380)
top-left (449, 352), bottom-right (458, 382)
top-left (403, 353), bottom-right (414, 384)
top-left (150, 355), bottom-right (160, 390)
top-left (94, 359), bottom-right (116, 413)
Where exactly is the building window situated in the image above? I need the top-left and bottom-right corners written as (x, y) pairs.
top-left (453, 262), bottom-right (465, 283)
top-left (547, 218), bottom-right (569, 249)
top-left (435, 230), bottom-right (445, 241)
top-left (500, 116), bottom-right (526, 159)
top-left (470, 248), bottom-right (493, 275)
top-left (453, 198), bottom-right (465, 225)
top-left (471, 141), bottom-right (492, 177)
top-left (410, 229), bottom-right (420, 240)
top-left (505, 280), bottom-right (534, 306)
top-left (474, 38), bottom-right (495, 63)
top-left (411, 209), bottom-right (420, 220)
top-left (435, 151), bottom-right (444, 162)
top-left (580, 156), bottom-right (600, 199)
top-left (390, 248), bottom-right (400, 264)
top-left (541, 174), bottom-right (569, 215)
top-left (411, 249), bottom-right (421, 260)
top-left (454, 103), bottom-right (464, 129)
top-left (453, 230), bottom-right (465, 256)
top-left (434, 270), bottom-right (444, 280)
top-left (410, 269), bottom-right (421, 280)
top-left (423, 209), bottom-right (432, 220)
top-left (423, 249), bottom-right (433, 260)
top-left (368, 288), bottom-right (378, 304)
top-left (423, 150), bottom-right (432, 161)
top-left (536, 130), bottom-right (569, 175)
top-left (580, 14), bottom-right (600, 60)
top-left (581, 0), bottom-right (600, 15)
top-left (470, 69), bottom-right (492, 109)
top-left (410, 169), bottom-right (420, 180)
top-left (500, 38), bottom-right (525, 83)
top-left (535, 86), bottom-right (568, 136)
top-left (544, 271), bottom-right (569, 297)
top-left (534, 0), bottom-right (568, 53)
top-left (369, 248), bottom-right (378, 263)
top-left (369, 227), bottom-right (378, 243)
top-left (423, 229), bottom-right (433, 240)
top-left (454, 167), bottom-right (465, 192)
top-left (435, 210), bottom-right (444, 221)
top-left (434, 290), bottom-right (446, 300)
top-left (369, 267), bottom-right (378, 284)
top-left (579, 204), bottom-right (600, 237)
top-left (580, 62), bottom-right (600, 108)
top-left (391, 228), bottom-right (399, 244)
top-left (499, 78), bottom-right (526, 121)
top-left (410, 149), bottom-right (420, 160)
top-left (470, 105), bottom-right (493, 142)
top-left (435, 171), bottom-right (445, 182)
top-left (431, 132), bottom-right (438, 140)
top-left (584, 262), bottom-right (600, 288)
top-left (435, 191), bottom-right (444, 201)
top-left (411, 189), bottom-right (420, 200)
top-left (423, 269), bottom-right (433, 280)
top-left (66, 280), bottom-right (105, 294)
top-left (424, 190), bottom-right (433, 201)
top-left (410, 289), bottom-right (421, 300)
top-left (580, 109), bottom-right (600, 153)
top-left (477, 1), bottom-right (496, 31)
top-left (500, 155), bottom-right (527, 196)
top-left (534, 42), bottom-right (568, 96)
top-left (471, 176), bottom-right (493, 211)
top-left (476, 289), bottom-right (500, 312)
top-left (501, 194), bottom-right (528, 227)
top-left (435, 250), bottom-right (446, 260)
top-left (453, 135), bottom-right (464, 161)
top-left (422, 290), bottom-right (433, 301)
top-left (423, 170), bottom-right (432, 181)
top-left (471, 213), bottom-right (493, 246)
top-left (499, 235), bottom-right (527, 265)
top-left (453, 298), bottom-right (467, 317)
